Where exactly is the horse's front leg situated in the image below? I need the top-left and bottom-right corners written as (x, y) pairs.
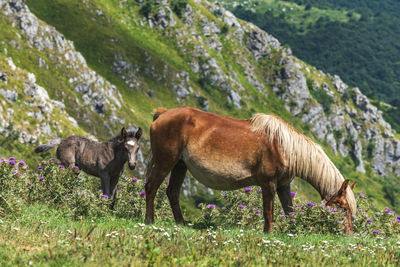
top-left (100, 172), bottom-right (111, 197)
top-left (261, 181), bottom-right (277, 233)
top-left (345, 209), bottom-right (354, 235)
top-left (277, 183), bottom-right (293, 215)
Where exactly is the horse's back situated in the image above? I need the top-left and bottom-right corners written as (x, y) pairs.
top-left (150, 107), bottom-right (284, 189)
top-left (57, 136), bottom-right (106, 175)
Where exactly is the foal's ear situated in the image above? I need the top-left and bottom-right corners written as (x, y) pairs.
top-left (135, 127), bottom-right (143, 140)
top-left (121, 127), bottom-right (127, 139)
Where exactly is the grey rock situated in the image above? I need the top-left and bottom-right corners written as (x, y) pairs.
top-left (338, 137), bottom-right (349, 157)
top-left (372, 137), bottom-right (387, 175)
top-left (195, 94), bottom-right (209, 111)
top-left (331, 75), bottom-right (348, 96)
top-left (326, 133), bottom-right (337, 154)
top-left (228, 89), bottom-right (241, 108)
top-left (172, 85), bottom-right (190, 98)
top-left (0, 89), bottom-right (18, 102)
top-left (354, 140), bottom-right (365, 173)
top-left (0, 73), bottom-right (7, 82)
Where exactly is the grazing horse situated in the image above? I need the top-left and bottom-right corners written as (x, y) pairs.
top-left (35, 127), bottom-right (142, 208)
top-left (145, 106), bottom-right (356, 233)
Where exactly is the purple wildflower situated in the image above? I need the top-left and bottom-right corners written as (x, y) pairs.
top-left (245, 187), bottom-right (252, 192)
top-left (59, 164), bottom-right (65, 169)
top-left (140, 191), bottom-right (146, 196)
top-left (332, 208), bottom-right (337, 212)
top-left (73, 166), bottom-right (79, 171)
top-left (258, 189), bottom-right (262, 193)
top-left (384, 207), bottom-right (391, 213)
top-left (9, 160), bottom-right (15, 165)
top-left (255, 210), bottom-right (261, 215)
top-left (279, 215), bottom-right (285, 218)
top-left (18, 161), bottom-right (25, 166)
top-left (289, 211), bottom-right (295, 216)
top-left (397, 216), bottom-right (400, 220)
top-left (238, 205), bottom-right (245, 209)
top-left (101, 194), bottom-right (109, 199)
top-left (367, 219), bottom-right (373, 223)
top-left (290, 192), bottom-right (296, 198)
top-left (307, 202), bottom-right (315, 207)
top-left (38, 166), bottom-right (43, 170)
top-left (132, 177), bottom-right (138, 182)
top-left (12, 171), bottom-right (17, 174)
top-left (372, 230), bottom-right (380, 234)
top-left (208, 204), bottom-right (215, 209)
top-left (39, 177), bottom-right (44, 181)
top-left (9, 157), bottom-right (16, 160)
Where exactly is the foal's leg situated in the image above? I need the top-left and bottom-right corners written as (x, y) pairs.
top-left (110, 176), bottom-right (120, 210)
top-left (166, 160), bottom-right (187, 224)
top-left (100, 172), bottom-right (111, 197)
top-left (261, 181), bottom-right (277, 233)
top-left (277, 184), bottom-right (293, 215)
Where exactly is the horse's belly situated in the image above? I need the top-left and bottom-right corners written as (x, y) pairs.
top-left (182, 153), bottom-right (256, 190)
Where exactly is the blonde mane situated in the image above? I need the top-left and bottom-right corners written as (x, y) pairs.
top-left (250, 113), bottom-right (356, 215)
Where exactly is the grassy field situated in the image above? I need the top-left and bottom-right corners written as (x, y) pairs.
top-left (1, 205), bottom-right (399, 266)
top-left (0, 157), bottom-right (399, 266)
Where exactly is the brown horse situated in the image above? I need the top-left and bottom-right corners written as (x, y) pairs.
top-left (35, 127), bottom-right (142, 208)
top-left (145, 106), bottom-right (356, 233)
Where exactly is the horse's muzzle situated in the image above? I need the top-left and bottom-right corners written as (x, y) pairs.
top-left (129, 163), bottom-right (136, 170)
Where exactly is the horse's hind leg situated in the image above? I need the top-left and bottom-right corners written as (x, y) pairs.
top-left (277, 183), bottom-right (293, 215)
top-left (145, 156), bottom-right (177, 224)
top-left (167, 160), bottom-right (187, 224)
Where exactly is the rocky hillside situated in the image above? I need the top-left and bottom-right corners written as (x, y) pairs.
top-left (0, 0), bottom-right (399, 208)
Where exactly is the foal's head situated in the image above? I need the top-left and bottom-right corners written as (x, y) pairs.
top-left (120, 127), bottom-right (142, 170)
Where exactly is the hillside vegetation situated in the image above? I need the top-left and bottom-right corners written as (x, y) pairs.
top-left (0, 0), bottom-right (400, 212)
top-left (0, 158), bottom-right (399, 265)
top-left (222, 0), bottom-right (400, 130)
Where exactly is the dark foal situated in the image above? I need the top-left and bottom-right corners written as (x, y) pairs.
top-left (35, 127), bottom-right (142, 208)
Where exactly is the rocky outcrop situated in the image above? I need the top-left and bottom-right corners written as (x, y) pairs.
top-left (1, 0), bottom-right (123, 119)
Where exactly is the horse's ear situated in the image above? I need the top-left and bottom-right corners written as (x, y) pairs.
top-left (135, 127), bottom-right (143, 140)
top-left (121, 127), bottom-right (127, 139)
top-left (338, 180), bottom-right (349, 195)
top-left (350, 181), bottom-right (356, 191)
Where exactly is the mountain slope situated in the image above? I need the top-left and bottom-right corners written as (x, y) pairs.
top-left (222, 0), bottom-right (400, 131)
top-left (0, 0), bottom-right (399, 209)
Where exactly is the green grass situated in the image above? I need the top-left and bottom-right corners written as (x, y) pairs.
top-left (0, 205), bottom-right (399, 266)
top-left (220, 0), bottom-right (360, 33)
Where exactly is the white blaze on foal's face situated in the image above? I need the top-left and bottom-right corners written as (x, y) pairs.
top-left (127, 140), bottom-right (136, 147)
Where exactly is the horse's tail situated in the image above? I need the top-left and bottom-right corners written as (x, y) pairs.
top-left (153, 108), bottom-right (168, 121)
top-left (34, 139), bottom-right (61, 153)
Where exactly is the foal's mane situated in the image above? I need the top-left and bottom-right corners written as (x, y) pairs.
top-left (250, 113), bottom-right (356, 215)
top-left (108, 130), bottom-right (136, 142)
